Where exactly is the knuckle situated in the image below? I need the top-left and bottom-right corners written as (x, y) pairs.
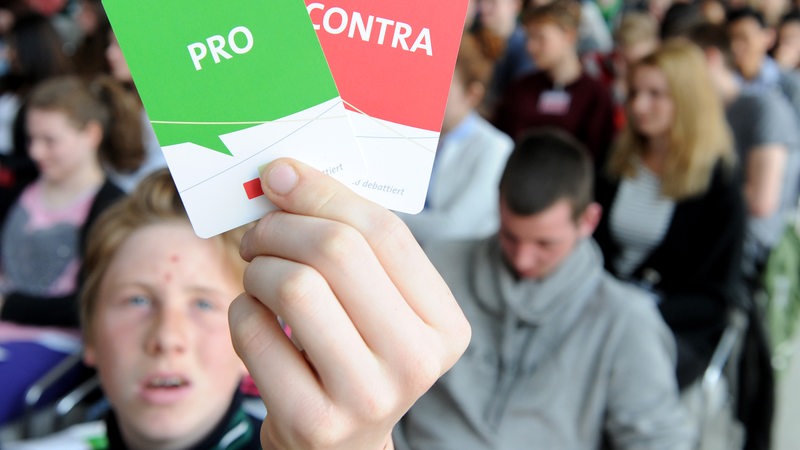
top-left (277, 265), bottom-right (326, 310)
top-left (360, 391), bottom-right (398, 422)
top-left (295, 405), bottom-right (350, 449)
top-left (366, 210), bottom-right (409, 246)
top-left (403, 351), bottom-right (445, 394)
top-left (392, 331), bottom-right (451, 394)
top-left (316, 222), bottom-right (365, 265)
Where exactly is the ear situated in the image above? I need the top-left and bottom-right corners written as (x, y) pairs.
top-left (83, 340), bottom-right (97, 367)
top-left (83, 120), bottom-right (104, 149)
top-left (466, 80), bottom-right (486, 107)
top-left (764, 26), bottom-right (777, 50)
top-left (565, 27), bottom-right (580, 46)
top-left (577, 202), bottom-right (602, 237)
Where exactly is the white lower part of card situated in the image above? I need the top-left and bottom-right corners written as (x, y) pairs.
top-left (345, 110), bottom-right (440, 214)
top-left (161, 97), bottom-right (365, 238)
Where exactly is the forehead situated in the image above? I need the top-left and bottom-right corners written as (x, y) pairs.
top-left (632, 65), bottom-right (668, 86)
top-left (100, 222), bottom-right (238, 289)
top-left (526, 19), bottom-right (564, 33)
top-left (480, 0), bottom-right (518, 7)
top-left (500, 199), bottom-right (576, 238)
top-left (620, 40), bottom-right (657, 60)
top-left (729, 17), bottom-right (766, 35)
top-left (780, 21), bottom-right (800, 34)
top-left (27, 108), bottom-right (73, 129)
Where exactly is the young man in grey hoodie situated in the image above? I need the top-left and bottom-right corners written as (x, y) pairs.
top-left (393, 128), bottom-right (695, 449)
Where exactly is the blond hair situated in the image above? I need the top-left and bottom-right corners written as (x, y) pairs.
top-left (608, 38), bottom-right (735, 200)
top-left (80, 169), bottom-right (250, 339)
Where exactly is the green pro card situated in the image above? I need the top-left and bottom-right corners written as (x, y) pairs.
top-left (103, 0), bottom-right (365, 238)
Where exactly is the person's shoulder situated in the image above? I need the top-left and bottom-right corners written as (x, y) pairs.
top-left (574, 71), bottom-right (611, 92)
top-left (423, 238), bottom-right (490, 286)
top-left (590, 274), bottom-right (663, 323)
top-left (709, 156), bottom-right (741, 190)
top-left (94, 178), bottom-right (126, 206)
top-left (736, 88), bottom-right (793, 116)
top-left (778, 67), bottom-right (800, 90)
top-left (4, 421), bottom-right (107, 450)
top-left (469, 116), bottom-right (514, 152)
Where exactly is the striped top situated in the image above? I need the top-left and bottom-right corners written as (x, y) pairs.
top-left (608, 163), bottom-right (676, 278)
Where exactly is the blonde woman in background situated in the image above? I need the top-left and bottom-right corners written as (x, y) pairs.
top-left (593, 39), bottom-right (746, 391)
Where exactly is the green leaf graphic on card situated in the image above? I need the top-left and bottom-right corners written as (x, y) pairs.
top-left (102, 0), bottom-right (340, 155)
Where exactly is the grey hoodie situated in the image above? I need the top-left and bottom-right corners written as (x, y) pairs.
top-left (394, 237), bottom-right (695, 450)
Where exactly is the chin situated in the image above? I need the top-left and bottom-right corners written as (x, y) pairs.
top-left (131, 414), bottom-right (201, 444)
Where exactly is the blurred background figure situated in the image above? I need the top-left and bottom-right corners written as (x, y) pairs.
top-left (397, 34), bottom-right (513, 246)
top-left (529, 0), bottom-right (614, 56)
top-left (0, 12), bottom-right (72, 222)
top-left (70, 0), bottom-right (111, 79)
top-left (102, 31), bottom-right (166, 192)
top-left (0, 75), bottom-right (142, 426)
top-left (726, 6), bottom-right (800, 122)
top-left (493, 0), bottom-right (615, 161)
top-left (472, 0), bottom-right (538, 114)
top-left (773, 8), bottom-right (800, 70)
top-left (595, 38), bottom-right (775, 450)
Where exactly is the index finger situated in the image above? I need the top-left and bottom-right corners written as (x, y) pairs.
top-left (241, 159), bottom-right (466, 340)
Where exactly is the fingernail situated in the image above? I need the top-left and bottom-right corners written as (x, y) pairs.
top-left (265, 163), bottom-right (298, 195)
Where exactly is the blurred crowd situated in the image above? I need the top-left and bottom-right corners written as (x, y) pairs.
top-left (0, 0), bottom-right (799, 449)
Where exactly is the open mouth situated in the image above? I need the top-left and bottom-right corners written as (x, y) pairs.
top-left (147, 376), bottom-right (189, 389)
top-left (140, 374), bottom-right (192, 404)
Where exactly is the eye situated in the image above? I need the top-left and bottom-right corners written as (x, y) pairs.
top-left (128, 295), bottom-right (151, 307)
top-left (194, 298), bottom-right (215, 311)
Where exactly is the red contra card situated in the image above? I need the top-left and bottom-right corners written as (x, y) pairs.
top-left (306, 1), bottom-right (469, 213)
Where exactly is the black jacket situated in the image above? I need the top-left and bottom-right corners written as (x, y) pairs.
top-left (1, 179), bottom-right (125, 327)
top-left (594, 161), bottom-right (746, 386)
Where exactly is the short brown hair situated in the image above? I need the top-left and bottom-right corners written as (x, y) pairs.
top-left (522, 0), bottom-right (582, 32)
top-left (500, 127), bottom-right (593, 220)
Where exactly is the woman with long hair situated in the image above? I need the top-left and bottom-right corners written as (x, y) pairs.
top-left (594, 39), bottom-right (746, 390)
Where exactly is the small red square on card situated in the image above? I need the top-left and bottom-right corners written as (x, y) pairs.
top-left (243, 178), bottom-right (264, 200)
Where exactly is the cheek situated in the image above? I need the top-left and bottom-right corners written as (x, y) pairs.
top-left (659, 101), bottom-right (676, 124)
top-left (89, 333), bottom-right (133, 388)
top-left (197, 321), bottom-right (236, 355)
top-left (198, 327), bottom-right (243, 373)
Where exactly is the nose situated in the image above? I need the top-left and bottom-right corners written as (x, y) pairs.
top-left (145, 305), bottom-right (189, 356)
top-left (27, 139), bottom-right (45, 162)
top-left (510, 243), bottom-right (540, 276)
top-left (629, 90), bottom-right (648, 115)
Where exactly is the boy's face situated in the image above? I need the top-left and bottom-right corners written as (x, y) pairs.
top-left (728, 17), bottom-right (774, 79)
top-left (499, 199), bottom-right (596, 280)
top-left (525, 21), bottom-right (575, 72)
top-left (777, 20), bottom-right (800, 66)
top-left (84, 222), bottom-right (245, 450)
